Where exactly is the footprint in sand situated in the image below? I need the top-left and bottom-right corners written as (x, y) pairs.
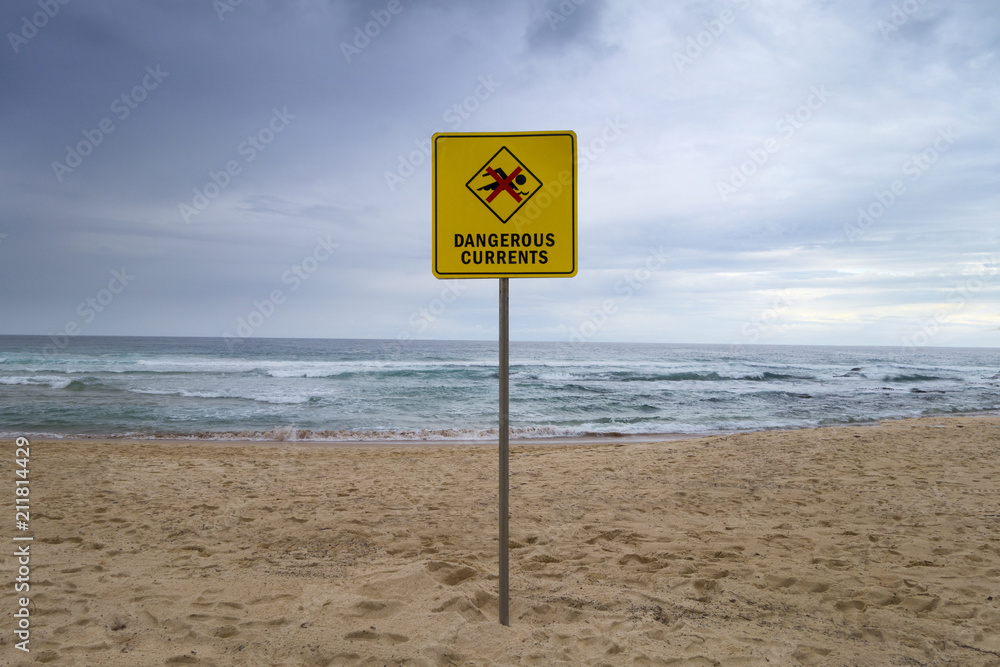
top-left (432, 595), bottom-right (488, 623)
top-left (791, 579), bottom-right (830, 594)
top-left (163, 618), bottom-right (193, 635)
top-left (424, 645), bottom-right (467, 666)
top-left (762, 574), bottom-right (830, 594)
top-left (792, 645), bottom-right (833, 665)
top-left (524, 602), bottom-right (584, 624)
top-left (347, 599), bottom-right (404, 619)
top-left (213, 625), bottom-right (239, 638)
top-left (344, 628), bottom-right (409, 643)
top-left (688, 578), bottom-right (718, 601)
top-left (425, 561), bottom-right (478, 586)
top-left (618, 553), bottom-right (665, 572)
top-left (900, 595), bottom-right (939, 613)
top-left (834, 599), bottom-right (867, 613)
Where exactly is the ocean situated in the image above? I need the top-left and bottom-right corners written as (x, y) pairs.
top-left (0, 335), bottom-right (997, 441)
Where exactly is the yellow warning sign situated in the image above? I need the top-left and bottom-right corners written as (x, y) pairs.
top-left (433, 131), bottom-right (577, 279)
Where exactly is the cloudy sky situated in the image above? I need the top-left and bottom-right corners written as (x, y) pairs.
top-left (1, 0), bottom-right (997, 347)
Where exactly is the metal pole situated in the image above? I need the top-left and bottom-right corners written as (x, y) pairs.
top-left (498, 277), bottom-right (510, 626)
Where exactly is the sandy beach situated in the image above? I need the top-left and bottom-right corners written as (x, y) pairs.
top-left (4, 416), bottom-right (1000, 666)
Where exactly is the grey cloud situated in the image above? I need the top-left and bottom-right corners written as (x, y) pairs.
top-left (0, 0), bottom-right (997, 345)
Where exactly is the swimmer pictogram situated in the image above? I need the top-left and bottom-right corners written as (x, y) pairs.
top-left (465, 146), bottom-right (542, 223)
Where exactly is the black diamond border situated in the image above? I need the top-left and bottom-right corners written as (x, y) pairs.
top-left (465, 146), bottom-right (543, 224)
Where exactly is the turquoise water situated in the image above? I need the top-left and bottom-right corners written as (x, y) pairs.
top-left (0, 336), bottom-right (997, 440)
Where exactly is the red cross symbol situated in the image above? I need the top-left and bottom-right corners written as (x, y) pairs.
top-left (484, 166), bottom-right (523, 203)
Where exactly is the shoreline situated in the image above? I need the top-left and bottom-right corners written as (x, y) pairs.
top-left (10, 410), bottom-right (1000, 449)
top-left (14, 430), bottom-right (710, 449)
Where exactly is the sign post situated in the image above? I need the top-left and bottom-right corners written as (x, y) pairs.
top-left (432, 131), bottom-right (577, 626)
top-left (498, 277), bottom-right (509, 625)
